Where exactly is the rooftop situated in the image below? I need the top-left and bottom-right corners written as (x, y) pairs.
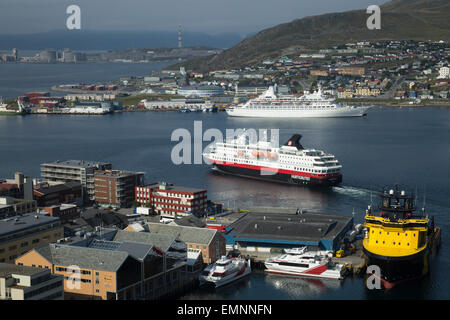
top-left (226, 210), bottom-right (352, 243)
top-left (141, 182), bottom-right (206, 194)
top-left (34, 181), bottom-right (81, 196)
top-left (94, 170), bottom-right (145, 179)
top-left (34, 243), bottom-right (131, 272)
top-left (0, 214), bottom-right (60, 238)
top-left (41, 160), bottom-right (111, 169)
top-left (146, 222), bottom-right (217, 245)
top-left (0, 262), bottom-right (48, 278)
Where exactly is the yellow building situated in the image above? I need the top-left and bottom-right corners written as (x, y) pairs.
top-left (0, 214), bottom-right (63, 264)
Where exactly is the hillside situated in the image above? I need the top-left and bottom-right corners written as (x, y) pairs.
top-left (176, 0), bottom-right (450, 72)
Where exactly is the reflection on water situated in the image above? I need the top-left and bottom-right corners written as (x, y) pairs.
top-left (206, 170), bottom-right (334, 212)
top-left (264, 274), bottom-right (342, 299)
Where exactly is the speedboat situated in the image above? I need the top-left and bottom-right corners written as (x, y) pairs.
top-left (265, 248), bottom-right (346, 280)
top-left (199, 256), bottom-right (251, 288)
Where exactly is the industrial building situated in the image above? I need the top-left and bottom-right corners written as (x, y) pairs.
top-left (224, 209), bottom-right (353, 255)
top-left (41, 160), bottom-right (112, 202)
top-left (177, 85), bottom-right (224, 98)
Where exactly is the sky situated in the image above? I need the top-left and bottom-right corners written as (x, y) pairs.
top-left (0, 0), bottom-right (388, 36)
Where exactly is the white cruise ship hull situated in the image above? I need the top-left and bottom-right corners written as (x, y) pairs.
top-left (227, 106), bottom-right (370, 118)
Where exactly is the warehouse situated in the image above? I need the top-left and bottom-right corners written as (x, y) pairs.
top-left (224, 209), bottom-right (353, 254)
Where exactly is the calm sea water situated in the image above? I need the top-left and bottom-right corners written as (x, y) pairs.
top-left (0, 108), bottom-right (449, 299)
top-left (0, 63), bottom-right (449, 299)
top-left (0, 60), bottom-right (174, 99)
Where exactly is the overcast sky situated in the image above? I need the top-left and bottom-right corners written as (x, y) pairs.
top-left (0, 0), bottom-right (388, 35)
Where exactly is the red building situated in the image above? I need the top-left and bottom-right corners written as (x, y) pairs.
top-left (135, 182), bottom-right (207, 218)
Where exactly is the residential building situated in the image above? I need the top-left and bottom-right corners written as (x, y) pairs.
top-left (41, 160), bottom-right (112, 202)
top-left (135, 182), bottom-right (207, 218)
top-left (94, 170), bottom-right (145, 208)
top-left (33, 181), bottom-right (82, 207)
top-left (145, 222), bottom-right (226, 264)
top-left (0, 263), bottom-right (63, 300)
top-left (0, 214), bottom-right (63, 264)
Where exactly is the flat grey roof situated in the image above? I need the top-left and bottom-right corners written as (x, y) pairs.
top-left (226, 211), bottom-right (352, 242)
top-left (146, 222), bottom-right (217, 245)
top-left (0, 262), bottom-right (48, 277)
top-left (142, 182), bottom-right (206, 194)
top-left (94, 170), bottom-right (143, 178)
top-left (41, 160), bottom-right (111, 169)
top-left (0, 214), bottom-right (60, 238)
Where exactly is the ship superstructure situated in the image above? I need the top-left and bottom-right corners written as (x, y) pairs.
top-left (227, 86), bottom-right (370, 118)
top-left (203, 133), bottom-right (342, 186)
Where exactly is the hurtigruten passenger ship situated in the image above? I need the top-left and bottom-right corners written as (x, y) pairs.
top-left (227, 86), bottom-right (370, 118)
top-left (202, 133), bottom-right (342, 186)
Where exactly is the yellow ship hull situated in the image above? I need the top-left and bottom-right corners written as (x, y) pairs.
top-left (363, 245), bottom-right (429, 287)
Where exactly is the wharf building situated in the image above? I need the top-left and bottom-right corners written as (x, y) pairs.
top-left (177, 85), bottom-right (224, 98)
top-left (0, 263), bottom-right (63, 300)
top-left (16, 228), bottom-right (190, 300)
top-left (144, 223), bottom-right (226, 264)
top-left (223, 208), bottom-right (353, 257)
top-left (94, 170), bottom-right (145, 208)
top-left (0, 214), bottom-right (63, 264)
top-left (135, 182), bottom-right (207, 218)
top-left (41, 160), bottom-right (112, 202)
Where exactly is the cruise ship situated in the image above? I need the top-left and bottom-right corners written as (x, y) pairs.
top-left (199, 256), bottom-right (251, 288)
top-left (227, 86), bottom-right (370, 118)
top-left (362, 186), bottom-right (441, 289)
top-left (265, 248), bottom-right (346, 280)
top-left (202, 133), bottom-right (342, 186)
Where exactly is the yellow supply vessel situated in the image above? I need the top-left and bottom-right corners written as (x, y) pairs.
top-left (362, 185), bottom-right (438, 288)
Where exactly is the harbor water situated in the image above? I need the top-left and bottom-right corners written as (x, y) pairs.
top-left (1, 107), bottom-right (449, 299)
top-left (0, 62), bottom-right (449, 299)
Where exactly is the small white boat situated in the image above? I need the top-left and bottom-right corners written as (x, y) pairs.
top-left (265, 248), bottom-right (346, 280)
top-left (199, 256), bottom-right (251, 288)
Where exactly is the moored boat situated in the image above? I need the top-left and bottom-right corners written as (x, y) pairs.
top-left (265, 248), bottom-right (346, 280)
top-left (199, 255), bottom-right (251, 288)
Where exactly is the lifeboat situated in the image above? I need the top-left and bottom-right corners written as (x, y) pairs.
top-left (237, 151), bottom-right (244, 157)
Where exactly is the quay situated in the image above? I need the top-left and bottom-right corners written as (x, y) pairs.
top-left (209, 207), bottom-right (367, 275)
